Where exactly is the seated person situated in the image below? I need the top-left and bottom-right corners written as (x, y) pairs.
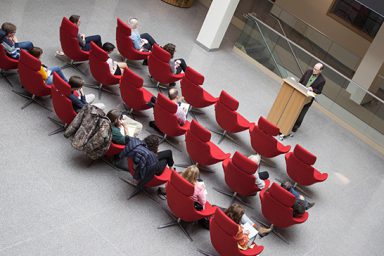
top-left (181, 165), bottom-right (207, 209)
top-left (106, 109), bottom-right (143, 143)
top-left (225, 203), bottom-right (272, 250)
top-left (117, 135), bottom-right (174, 188)
top-left (281, 181), bottom-right (315, 217)
top-left (1, 22), bottom-right (34, 59)
top-left (102, 42), bottom-right (128, 75)
top-left (28, 47), bottom-right (68, 85)
top-left (248, 154), bottom-right (270, 190)
top-left (68, 75), bottom-right (104, 112)
top-left (128, 18), bottom-right (157, 52)
top-left (162, 43), bottom-right (187, 75)
top-left (69, 15), bottom-right (102, 51)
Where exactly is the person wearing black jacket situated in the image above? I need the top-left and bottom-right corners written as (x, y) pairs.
top-left (292, 63), bottom-right (326, 133)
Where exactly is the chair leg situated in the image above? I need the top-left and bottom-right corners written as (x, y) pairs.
top-left (252, 216), bottom-right (289, 244)
top-left (214, 188), bottom-right (254, 209)
top-left (48, 126), bottom-right (66, 136)
top-left (13, 91), bottom-right (51, 111)
top-left (1, 71), bottom-right (16, 87)
top-left (158, 218), bottom-right (193, 241)
top-left (260, 157), bottom-right (276, 168)
top-left (196, 248), bottom-right (217, 256)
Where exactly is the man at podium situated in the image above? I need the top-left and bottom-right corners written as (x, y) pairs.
top-left (292, 63), bottom-right (326, 133)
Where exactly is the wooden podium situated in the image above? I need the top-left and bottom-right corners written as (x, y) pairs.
top-left (267, 78), bottom-right (314, 135)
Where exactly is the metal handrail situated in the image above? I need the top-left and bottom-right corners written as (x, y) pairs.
top-left (269, 13), bottom-right (304, 75)
top-left (245, 12), bottom-right (384, 104)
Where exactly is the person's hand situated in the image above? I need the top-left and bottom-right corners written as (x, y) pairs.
top-left (80, 34), bottom-right (85, 40)
top-left (308, 87), bottom-right (313, 92)
top-left (141, 38), bottom-right (148, 45)
top-left (79, 88), bottom-right (84, 96)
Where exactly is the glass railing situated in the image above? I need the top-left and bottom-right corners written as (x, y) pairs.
top-left (235, 13), bottom-right (384, 146)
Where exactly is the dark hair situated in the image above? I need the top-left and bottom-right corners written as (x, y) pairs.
top-left (281, 181), bottom-right (292, 191)
top-left (68, 76), bottom-right (84, 89)
top-left (144, 135), bottom-right (160, 153)
top-left (102, 42), bottom-right (115, 52)
top-left (225, 203), bottom-right (245, 224)
top-left (293, 201), bottom-right (306, 217)
top-left (69, 15), bottom-right (80, 24)
top-left (106, 109), bottom-right (122, 125)
top-left (163, 43), bottom-right (176, 58)
top-left (1, 22), bottom-right (16, 35)
top-left (28, 47), bottom-right (43, 58)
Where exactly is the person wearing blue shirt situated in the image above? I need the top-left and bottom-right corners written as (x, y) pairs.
top-left (128, 18), bottom-right (157, 52)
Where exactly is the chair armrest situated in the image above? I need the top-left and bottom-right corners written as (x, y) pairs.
top-left (199, 202), bottom-right (217, 217)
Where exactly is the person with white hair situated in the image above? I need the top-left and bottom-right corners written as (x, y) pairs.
top-left (128, 18), bottom-right (157, 53)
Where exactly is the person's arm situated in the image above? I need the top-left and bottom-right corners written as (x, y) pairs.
top-left (235, 225), bottom-right (250, 250)
top-left (195, 182), bottom-right (207, 209)
top-left (299, 70), bottom-right (310, 84)
top-left (111, 125), bottom-right (126, 145)
top-left (69, 93), bottom-right (87, 112)
top-left (77, 33), bottom-right (86, 47)
top-left (169, 59), bottom-right (176, 74)
top-left (129, 32), bottom-right (142, 50)
top-left (106, 58), bottom-right (116, 74)
top-left (38, 66), bottom-right (49, 81)
top-left (312, 78), bottom-right (325, 94)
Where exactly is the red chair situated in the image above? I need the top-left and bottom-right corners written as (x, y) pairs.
top-left (213, 90), bottom-right (251, 144)
top-left (259, 182), bottom-right (308, 228)
top-left (119, 67), bottom-right (154, 117)
top-left (116, 18), bottom-right (150, 61)
top-left (59, 17), bottom-right (89, 73)
top-left (158, 171), bottom-right (217, 241)
top-left (198, 208), bottom-right (264, 256)
top-left (180, 67), bottom-right (218, 115)
top-left (148, 44), bottom-right (184, 90)
top-left (249, 116), bottom-right (291, 158)
top-left (14, 50), bottom-right (51, 110)
top-left (153, 93), bottom-right (190, 149)
top-left (0, 44), bottom-right (18, 87)
top-left (214, 151), bottom-right (270, 207)
top-left (88, 42), bottom-right (121, 99)
top-left (285, 144), bottom-right (328, 186)
top-left (48, 73), bottom-right (77, 135)
top-left (185, 120), bottom-right (230, 170)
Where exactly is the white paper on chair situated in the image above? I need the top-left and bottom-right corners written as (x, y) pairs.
top-left (179, 102), bottom-right (190, 115)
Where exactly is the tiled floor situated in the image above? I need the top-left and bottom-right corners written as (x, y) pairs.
top-left (1, 0), bottom-right (384, 255)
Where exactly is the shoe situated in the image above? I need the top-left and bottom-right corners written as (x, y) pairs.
top-left (289, 131), bottom-right (295, 137)
top-left (142, 59), bottom-right (148, 66)
top-left (307, 202), bottom-right (315, 209)
top-left (55, 50), bottom-right (65, 56)
top-left (278, 134), bottom-right (285, 141)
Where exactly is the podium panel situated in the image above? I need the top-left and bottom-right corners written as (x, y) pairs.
top-left (267, 79), bottom-right (313, 135)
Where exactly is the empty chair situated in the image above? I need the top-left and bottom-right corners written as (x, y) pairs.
top-left (213, 90), bottom-right (251, 144)
top-left (158, 171), bottom-right (217, 241)
top-left (249, 116), bottom-right (291, 158)
top-left (259, 182), bottom-right (308, 229)
top-left (153, 93), bottom-right (190, 149)
top-left (285, 144), bottom-right (328, 186)
top-left (185, 120), bottom-right (230, 170)
top-left (14, 50), bottom-right (51, 110)
top-left (48, 73), bottom-right (77, 135)
top-left (119, 67), bottom-right (154, 116)
top-left (180, 66), bottom-right (217, 113)
top-left (148, 44), bottom-right (184, 89)
top-left (0, 44), bottom-right (18, 87)
top-left (215, 151), bottom-right (270, 207)
top-left (88, 42), bottom-right (121, 98)
top-left (198, 208), bottom-right (264, 256)
top-left (59, 17), bottom-right (89, 72)
top-left (116, 18), bottom-right (150, 61)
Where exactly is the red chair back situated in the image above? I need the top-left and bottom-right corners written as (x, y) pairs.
top-left (51, 73), bottom-right (77, 125)
top-left (215, 91), bottom-right (250, 133)
top-left (148, 44), bottom-right (184, 84)
top-left (120, 68), bottom-right (153, 111)
top-left (249, 117), bottom-right (291, 158)
top-left (180, 67), bottom-right (217, 108)
top-left (186, 120), bottom-right (230, 166)
top-left (286, 144), bottom-right (328, 186)
top-left (59, 17), bottom-right (89, 61)
top-left (210, 208), bottom-right (264, 256)
top-left (104, 142), bottom-right (125, 158)
top-left (116, 18), bottom-right (150, 61)
top-left (89, 42), bottom-right (121, 86)
top-left (0, 44), bottom-right (18, 70)
top-left (260, 182), bottom-right (308, 228)
top-left (153, 94), bottom-right (189, 137)
top-left (18, 50), bottom-right (51, 97)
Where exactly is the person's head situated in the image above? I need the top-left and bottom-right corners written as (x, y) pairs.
top-left (312, 63), bottom-right (324, 76)
top-left (106, 109), bottom-right (123, 126)
top-left (144, 135), bottom-right (160, 153)
top-left (225, 203), bottom-right (245, 224)
top-left (28, 47), bottom-right (43, 59)
top-left (1, 22), bottom-right (16, 36)
top-left (293, 201), bottom-right (306, 217)
top-left (281, 181), bottom-right (293, 191)
top-left (168, 88), bottom-right (179, 101)
top-left (163, 43), bottom-right (176, 58)
top-left (102, 42), bottom-right (115, 54)
top-left (69, 15), bottom-right (81, 26)
top-left (128, 18), bottom-right (139, 29)
top-left (68, 76), bottom-right (84, 91)
top-left (181, 165), bottom-right (200, 185)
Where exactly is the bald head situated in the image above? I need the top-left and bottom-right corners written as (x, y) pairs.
top-left (168, 88), bottom-right (179, 101)
top-left (313, 63), bottom-right (324, 75)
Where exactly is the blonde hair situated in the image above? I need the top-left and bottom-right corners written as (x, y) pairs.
top-left (181, 165), bottom-right (199, 185)
top-left (128, 18), bottom-right (138, 29)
